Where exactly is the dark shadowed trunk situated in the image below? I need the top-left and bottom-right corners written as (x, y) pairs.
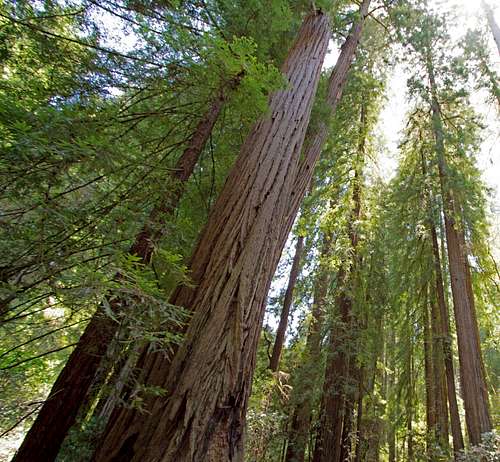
top-left (12, 75), bottom-right (241, 462)
top-left (407, 342), bottom-right (414, 462)
top-left (270, 235), bottom-right (305, 371)
top-left (353, 368), bottom-right (364, 462)
top-left (92, 11), bottom-right (331, 462)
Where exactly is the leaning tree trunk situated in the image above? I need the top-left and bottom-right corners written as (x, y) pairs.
top-left (281, 0), bottom-right (371, 241)
top-left (11, 76), bottom-right (241, 462)
top-left (426, 52), bottom-right (492, 446)
top-left (269, 234), bottom-right (305, 371)
top-left (92, 11), bottom-right (331, 462)
top-left (482, 0), bottom-right (500, 55)
top-left (284, 5), bottom-right (373, 454)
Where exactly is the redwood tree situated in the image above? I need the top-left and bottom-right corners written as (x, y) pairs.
top-left (92, 10), bottom-right (331, 461)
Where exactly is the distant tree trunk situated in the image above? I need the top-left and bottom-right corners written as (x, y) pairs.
top-left (423, 291), bottom-right (437, 452)
top-left (421, 149), bottom-right (464, 456)
top-left (92, 11), bottom-right (331, 462)
top-left (269, 234), bottom-right (305, 371)
top-left (430, 298), bottom-right (450, 451)
top-left (12, 74), bottom-right (241, 462)
top-left (482, 0), bottom-right (500, 54)
top-left (431, 222), bottom-right (464, 456)
top-left (386, 332), bottom-right (396, 462)
top-left (285, 231), bottom-right (333, 462)
top-left (353, 368), bottom-right (364, 462)
top-left (313, 94), bottom-right (367, 462)
top-left (426, 52), bottom-right (492, 446)
top-left (339, 373), bottom-right (355, 462)
top-left (407, 342), bottom-right (414, 462)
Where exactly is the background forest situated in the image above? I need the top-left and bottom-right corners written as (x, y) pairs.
top-left (0, 0), bottom-right (498, 461)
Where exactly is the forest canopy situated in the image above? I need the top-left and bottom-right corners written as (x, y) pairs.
top-left (0, 0), bottom-right (499, 461)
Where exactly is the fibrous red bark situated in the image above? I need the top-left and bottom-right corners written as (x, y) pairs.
top-left (92, 11), bottom-right (330, 462)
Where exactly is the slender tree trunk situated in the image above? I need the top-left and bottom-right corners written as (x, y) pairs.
top-left (426, 52), bottom-right (492, 446)
top-left (270, 235), bottom-right (305, 371)
top-left (285, 232), bottom-right (333, 462)
top-left (421, 149), bottom-right (465, 456)
top-left (353, 368), bottom-right (364, 462)
top-left (92, 11), bottom-right (331, 462)
top-left (11, 75), bottom-right (241, 462)
top-left (407, 342), bottom-right (414, 462)
top-left (339, 373), bottom-right (355, 462)
top-left (430, 298), bottom-right (450, 451)
top-left (313, 94), bottom-right (367, 462)
top-left (423, 291), bottom-right (437, 453)
top-left (482, 0), bottom-right (500, 55)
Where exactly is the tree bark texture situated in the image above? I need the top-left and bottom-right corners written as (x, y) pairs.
top-left (269, 235), bottom-right (305, 371)
top-left (280, 0), bottom-right (371, 244)
top-left (426, 53), bottom-right (492, 446)
top-left (92, 11), bottom-right (330, 462)
top-left (11, 76), bottom-right (241, 462)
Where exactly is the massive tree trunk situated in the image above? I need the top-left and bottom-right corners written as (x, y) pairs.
top-left (285, 231), bottom-right (333, 462)
top-left (92, 11), bottom-right (330, 462)
top-left (269, 234), bottom-right (305, 371)
top-left (12, 76), bottom-right (241, 462)
top-left (426, 52), bottom-right (492, 446)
